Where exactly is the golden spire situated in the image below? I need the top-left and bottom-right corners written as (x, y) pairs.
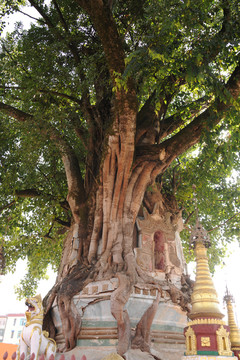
top-left (224, 287), bottom-right (240, 348)
top-left (188, 216), bottom-right (224, 320)
top-left (188, 187), bottom-right (224, 320)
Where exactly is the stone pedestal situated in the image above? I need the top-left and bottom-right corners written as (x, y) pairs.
top-left (52, 279), bottom-right (187, 360)
top-left (52, 206), bottom-right (190, 360)
top-left (183, 321), bottom-right (233, 357)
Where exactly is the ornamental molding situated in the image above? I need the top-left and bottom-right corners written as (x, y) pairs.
top-left (137, 204), bottom-right (177, 235)
top-left (187, 319), bottom-right (226, 326)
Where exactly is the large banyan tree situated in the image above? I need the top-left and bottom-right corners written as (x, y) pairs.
top-left (0, 0), bottom-right (240, 356)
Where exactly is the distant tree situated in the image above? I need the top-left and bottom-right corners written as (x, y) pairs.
top-left (0, 0), bottom-right (239, 355)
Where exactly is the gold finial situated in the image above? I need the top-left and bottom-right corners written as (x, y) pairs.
top-left (189, 185), bottom-right (211, 249)
top-left (188, 186), bottom-right (223, 320)
top-left (224, 287), bottom-right (240, 348)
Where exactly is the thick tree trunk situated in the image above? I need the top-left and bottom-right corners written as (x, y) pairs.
top-left (40, 4), bottom-right (193, 352)
top-left (43, 168), bottom-right (192, 355)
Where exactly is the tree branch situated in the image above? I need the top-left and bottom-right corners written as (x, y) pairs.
top-left (38, 89), bottom-right (82, 105)
top-left (135, 0), bottom-right (235, 141)
top-left (136, 63), bottom-right (240, 167)
top-left (135, 93), bottom-right (158, 145)
top-left (44, 222), bottom-right (54, 239)
top-left (52, 0), bottom-right (69, 33)
top-left (28, 0), bottom-right (81, 66)
top-left (0, 85), bottom-right (82, 105)
top-left (75, 0), bottom-right (125, 77)
top-left (184, 211), bottom-right (195, 226)
top-left (0, 101), bottom-right (86, 220)
top-left (17, 9), bottom-right (45, 24)
top-left (73, 125), bottom-right (88, 149)
top-left (0, 102), bottom-right (33, 122)
top-left (208, 212), bottom-right (240, 233)
top-left (15, 189), bottom-right (41, 197)
top-left (159, 96), bottom-right (212, 141)
top-left (54, 217), bottom-right (71, 228)
top-left (0, 200), bottom-right (16, 213)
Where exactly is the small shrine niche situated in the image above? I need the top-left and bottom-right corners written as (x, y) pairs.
top-left (135, 203), bottom-right (186, 284)
top-left (216, 325), bottom-right (232, 356)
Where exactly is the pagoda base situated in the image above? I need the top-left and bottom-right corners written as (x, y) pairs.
top-left (181, 356), bottom-right (237, 360)
top-left (232, 348), bottom-right (240, 358)
top-left (52, 279), bottom-right (188, 360)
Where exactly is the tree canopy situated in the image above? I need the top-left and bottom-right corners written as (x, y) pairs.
top-left (0, 0), bottom-right (240, 295)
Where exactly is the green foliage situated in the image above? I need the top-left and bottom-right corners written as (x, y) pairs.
top-left (161, 114), bottom-right (240, 269)
top-left (0, 1), bottom-right (26, 33)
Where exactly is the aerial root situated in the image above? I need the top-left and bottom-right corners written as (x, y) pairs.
top-left (131, 288), bottom-right (161, 352)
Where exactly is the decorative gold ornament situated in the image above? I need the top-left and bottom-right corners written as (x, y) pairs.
top-left (216, 325), bottom-right (232, 356)
top-left (187, 319), bottom-right (225, 326)
top-left (185, 326), bottom-right (197, 355)
top-left (189, 217), bottom-right (210, 249)
top-left (201, 337), bottom-right (210, 347)
top-left (188, 241), bottom-right (224, 320)
top-left (25, 294), bottom-right (44, 326)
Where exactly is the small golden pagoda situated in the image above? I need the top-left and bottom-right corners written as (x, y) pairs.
top-left (224, 287), bottom-right (240, 358)
top-left (182, 205), bottom-right (235, 359)
top-left (188, 218), bottom-right (224, 320)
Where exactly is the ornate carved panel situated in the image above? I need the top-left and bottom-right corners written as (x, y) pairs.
top-left (201, 336), bottom-right (210, 347)
top-left (136, 206), bottom-right (185, 277)
top-left (185, 326), bottom-right (197, 355)
top-left (134, 248), bottom-right (154, 272)
top-left (216, 325), bottom-right (232, 356)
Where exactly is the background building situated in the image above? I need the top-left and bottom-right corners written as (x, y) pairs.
top-left (3, 314), bottom-right (25, 345)
top-left (0, 316), bottom-right (7, 343)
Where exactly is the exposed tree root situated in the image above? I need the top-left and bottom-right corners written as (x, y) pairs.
top-left (43, 283), bottom-right (60, 340)
top-left (111, 273), bottom-right (133, 355)
top-left (131, 288), bottom-right (161, 352)
top-left (58, 294), bottom-right (81, 351)
top-left (43, 260), bottom-right (192, 355)
top-left (43, 263), bottom-right (95, 351)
